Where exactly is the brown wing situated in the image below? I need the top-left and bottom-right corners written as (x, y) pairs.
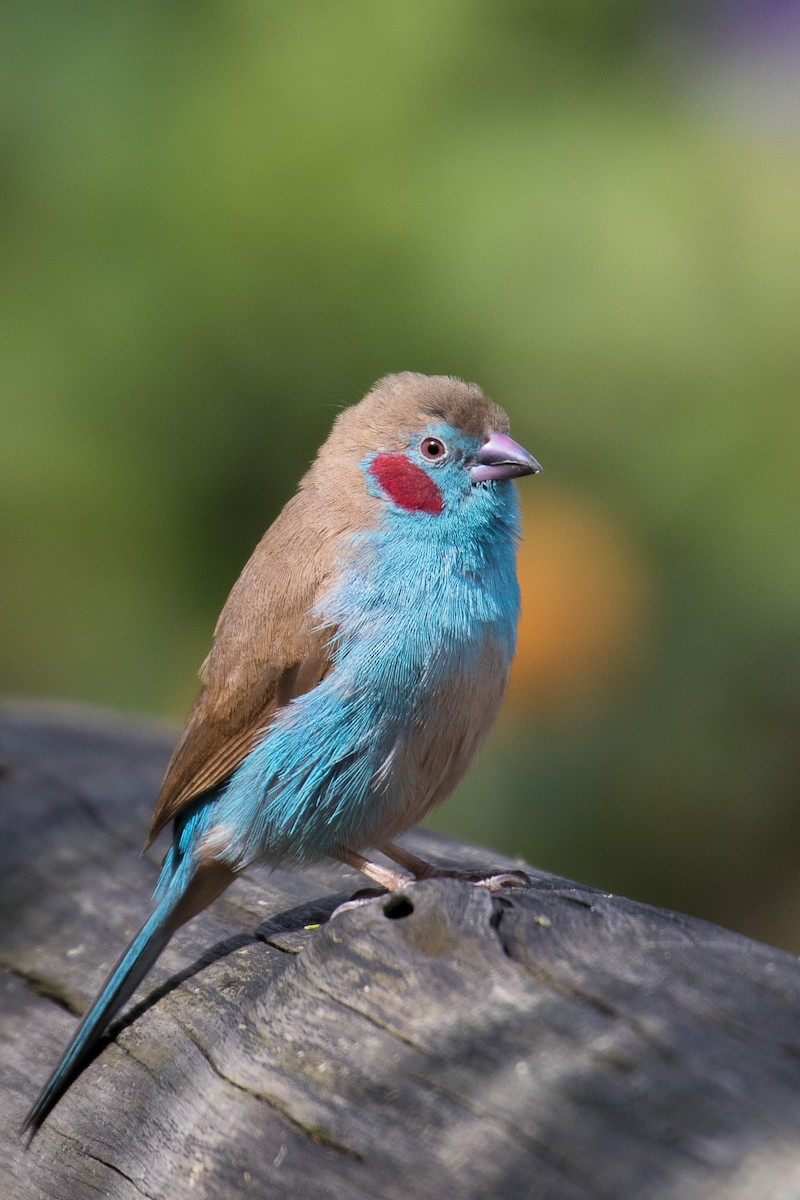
top-left (145, 490), bottom-right (338, 846)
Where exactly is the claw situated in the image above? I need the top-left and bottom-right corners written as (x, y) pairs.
top-left (473, 870), bottom-right (532, 892)
top-left (330, 895), bottom-right (376, 918)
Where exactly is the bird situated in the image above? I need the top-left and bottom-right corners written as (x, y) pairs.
top-left (23, 371), bottom-right (541, 1133)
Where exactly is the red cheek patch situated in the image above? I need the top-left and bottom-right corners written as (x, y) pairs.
top-left (369, 453), bottom-right (444, 515)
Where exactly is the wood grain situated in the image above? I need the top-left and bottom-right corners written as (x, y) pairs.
top-left (1, 702), bottom-right (799, 1200)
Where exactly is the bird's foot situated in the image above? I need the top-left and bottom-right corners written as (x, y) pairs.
top-left (461, 869), bottom-right (532, 892)
top-left (381, 843), bottom-right (531, 892)
top-left (410, 866), bottom-right (532, 892)
top-left (330, 892), bottom-right (380, 918)
top-left (331, 856), bottom-right (411, 920)
top-left (335, 849), bottom-right (531, 917)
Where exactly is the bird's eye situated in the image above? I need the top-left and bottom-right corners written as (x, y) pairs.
top-left (420, 437), bottom-right (447, 461)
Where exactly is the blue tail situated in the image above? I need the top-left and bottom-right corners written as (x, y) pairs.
top-left (22, 785), bottom-right (235, 1136)
top-left (22, 833), bottom-right (233, 1136)
top-left (22, 894), bottom-right (177, 1134)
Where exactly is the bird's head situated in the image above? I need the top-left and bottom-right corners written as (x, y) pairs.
top-left (315, 373), bottom-right (540, 528)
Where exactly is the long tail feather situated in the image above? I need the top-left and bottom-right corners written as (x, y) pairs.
top-left (21, 898), bottom-right (176, 1134)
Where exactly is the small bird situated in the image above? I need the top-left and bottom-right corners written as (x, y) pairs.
top-left (23, 372), bottom-right (540, 1132)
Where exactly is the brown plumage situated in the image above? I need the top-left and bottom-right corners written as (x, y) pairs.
top-left (147, 372), bottom-right (509, 845)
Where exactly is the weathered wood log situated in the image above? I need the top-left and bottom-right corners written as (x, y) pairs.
top-left (1, 702), bottom-right (799, 1200)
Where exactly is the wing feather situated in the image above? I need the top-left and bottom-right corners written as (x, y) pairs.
top-left (145, 489), bottom-right (339, 846)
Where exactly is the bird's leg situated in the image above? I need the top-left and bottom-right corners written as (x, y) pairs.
top-left (379, 843), bottom-right (438, 878)
top-left (342, 849), bottom-right (413, 892)
top-left (329, 850), bottom-right (414, 918)
top-left (381, 842), bottom-right (531, 893)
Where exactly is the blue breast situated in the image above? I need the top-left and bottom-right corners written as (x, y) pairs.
top-left (204, 484), bottom-right (522, 868)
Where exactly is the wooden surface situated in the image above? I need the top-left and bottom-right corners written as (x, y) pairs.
top-left (1, 702), bottom-right (799, 1200)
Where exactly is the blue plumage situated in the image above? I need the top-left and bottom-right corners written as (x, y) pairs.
top-left (23, 373), bottom-right (540, 1134)
top-left (24, 826), bottom-right (211, 1132)
top-left (207, 428), bottom-right (523, 868)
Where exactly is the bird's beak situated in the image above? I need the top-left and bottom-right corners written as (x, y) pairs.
top-left (470, 431), bottom-right (542, 482)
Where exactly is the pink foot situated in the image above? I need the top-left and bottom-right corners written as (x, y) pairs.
top-left (381, 844), bottom-right (531, 891)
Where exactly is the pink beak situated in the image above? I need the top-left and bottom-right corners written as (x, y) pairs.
top-left (470, 431), bottom-right (542, 482)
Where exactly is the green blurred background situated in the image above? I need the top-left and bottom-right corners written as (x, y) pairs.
top-left (3, 2), bottom-right (799, 949)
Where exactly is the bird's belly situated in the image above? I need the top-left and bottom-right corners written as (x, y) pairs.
top-left (211, 631), bottom-right (510, 868)
top-left (374, 641), bottom-right (510, 840)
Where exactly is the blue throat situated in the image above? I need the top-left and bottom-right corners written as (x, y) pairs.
top-left (165, 479), bottom-right (522, 878)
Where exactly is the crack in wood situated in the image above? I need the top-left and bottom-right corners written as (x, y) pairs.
top-left (167, 1011), bottom-right (366, 1163)
top-left (56, 1128), bottom-right (156, 1199)
top-left (0, 958), bottom-right (85, 1016)
top-left (308, 977), bottom-right (431, 1052)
